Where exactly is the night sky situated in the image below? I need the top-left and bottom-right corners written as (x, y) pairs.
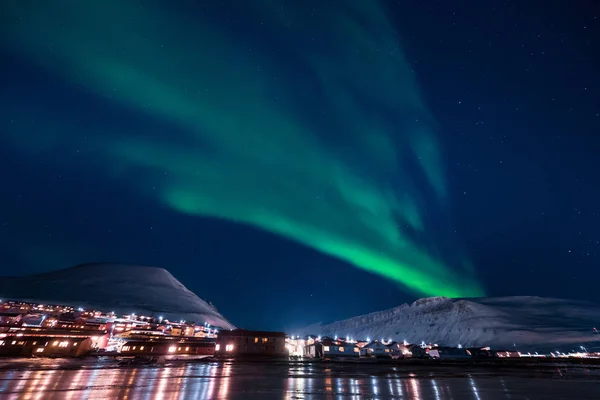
top-left (0, 1), bottom-right (598, 331)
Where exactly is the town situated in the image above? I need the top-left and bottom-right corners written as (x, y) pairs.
top-left (0, 299), bottom-right (598, 362)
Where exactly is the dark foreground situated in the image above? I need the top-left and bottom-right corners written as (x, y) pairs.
top-left (0, 358), bottom-right (599, 399)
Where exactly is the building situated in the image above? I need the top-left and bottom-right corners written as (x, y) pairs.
top-left (493, 350), bottom-right (521, 358)
top-left (286, 336), bottom-right (306, 357)
top-left (428, 346), bottom-right (472, 359)
top-left (120, 339), bottom-right (214, 356)
top-left (0, 312), bottom-right (22, 325)
top-left (360, 340), bottom-right (391, 358)
top-left (387, 341), bottom-right (411, 359)
top-left (0, 335), bottom-right (94, 357)
top-left (305, 337), bottom-right (359, 359)
top-left (407, 344), bottom-right (428, 358)
top-left (215, 329), bottom-right (286, 357)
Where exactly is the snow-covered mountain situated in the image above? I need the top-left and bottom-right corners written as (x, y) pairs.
top-left (299, 296), bottom-right (600, 350)
top-left (0, 263), bottom-right (235, 329)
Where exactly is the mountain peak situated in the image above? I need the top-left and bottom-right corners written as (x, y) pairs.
top-left (0, 263), bottom-right (235, 329)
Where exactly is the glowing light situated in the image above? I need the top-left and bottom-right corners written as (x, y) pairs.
top-left (0, 0), bottom-right (484, 297)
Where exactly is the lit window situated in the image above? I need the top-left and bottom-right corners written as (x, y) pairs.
top-left (254, 337), bottom-right (258, 343)
top-left (140, 346), bottom-right (144, 350)
top-left (339, 347), bottom-right (344, 352)
top-left (215, 344), bottom-right (220, 351)
top-left (178, 347), bottom-right (182, 351)
top-left (132, 346), bottom-right (136, 350)
top-left (354, 348), bottom-right (359, 353)
top-left (59, 341), bottom-right (69, 348)
top-left (385, 349), bottom-right (389, 352)
top-left (323, 346), bottom-right (330, 352)
top-left (53, 341), bottom-right (58, 347)
top-left (73, 343), bottom-right (78, 346)
top-left (225, 344), bottom-right (234, 352)
top-left (36, 348), bottom-right (44, 353)
top-left (262, 338), bottom-right (268, 343)
top-left (185, 347), bottom-right (189, 351)
top-left (168, 346), bottom-right (176, 352)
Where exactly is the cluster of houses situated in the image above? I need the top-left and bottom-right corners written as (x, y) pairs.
top-left (1, 299), bottom-right (597, 360)
top-left (0, 299), bottom-right (221, 358)
top-left (290, 336), bottom-right (521, 360)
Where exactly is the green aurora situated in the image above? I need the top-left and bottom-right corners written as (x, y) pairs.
top-left (1, 0), bottom-right (484, 297)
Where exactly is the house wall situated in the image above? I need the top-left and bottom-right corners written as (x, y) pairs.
top-left (322, 344), bottom-right (358, 358)
top-left (0, 336), bottom-right (91, 357)
top-left (215, 331), bottom-right (287, 357)
top-left (120, 340), bottom-right (215, 356)
top-left (360, 342), bottom-right (391, 358)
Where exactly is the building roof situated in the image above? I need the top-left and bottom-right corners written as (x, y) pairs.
top-left (0, 312), bottom-right (22, 317)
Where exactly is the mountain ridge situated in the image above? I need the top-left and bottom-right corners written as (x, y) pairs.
top-left (0, 262), bottom-right (235, 329)
top-left (299, 296), bottom-right (600, 349)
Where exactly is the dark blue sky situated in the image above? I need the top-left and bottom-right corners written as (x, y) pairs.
top-left (0, 1), bottom-right (598, 331)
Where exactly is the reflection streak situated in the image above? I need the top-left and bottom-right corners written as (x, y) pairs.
top-left (432, 379), bottom-right (441, 400)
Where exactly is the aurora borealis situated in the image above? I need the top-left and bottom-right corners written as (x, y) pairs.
top-left (2, 0), bottom-right (599, 330)
top-left (1, 0), bottom-right (483, 297)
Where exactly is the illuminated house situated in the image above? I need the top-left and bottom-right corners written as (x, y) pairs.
top-left (120, 339), bottom-right (215, 356)
top-left (0, 331), bottom-right (97, 357)
top-left (305, 338), bottom-right (359, 358)
top-left (427, 346), bottom-right (471, 359)
top-left (215, 330), bottom-right (286, 357)
top-left (493, 350), bottom-right (520, 358)
top-left (359, 340), bottom-right (391, 358)
top-left (0, 312), bottom-right (23, 325)
top-left (386, 341), bottom-right (412, 359)
top-left (407, 344), bottom-right (428, 358)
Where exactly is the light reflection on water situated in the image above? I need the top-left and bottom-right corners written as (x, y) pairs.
top-left (0, 361), bottom-right (598, 399)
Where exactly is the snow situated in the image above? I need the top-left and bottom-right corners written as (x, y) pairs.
top-left (0, 263), bottom-right (235, 329)
top-left (299, 296), bottom-right (600, 350)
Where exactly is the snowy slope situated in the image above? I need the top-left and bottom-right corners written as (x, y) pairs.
top-left (299, 296), bottom-right (600, 349)
top-left (0, 263), bottom-right (235, 329)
